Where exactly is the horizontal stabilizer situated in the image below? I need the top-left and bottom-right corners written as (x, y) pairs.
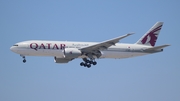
top-left (145, 44), bottom-right (170, 51)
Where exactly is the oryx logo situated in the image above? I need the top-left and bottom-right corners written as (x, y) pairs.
top-left (141, 25), bottom-right (162, 46)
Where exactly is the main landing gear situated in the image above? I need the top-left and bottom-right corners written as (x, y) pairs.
top-left (80, 58), bottom-right (97, 68)
top-left (20, 55), bottom-right (26, 63)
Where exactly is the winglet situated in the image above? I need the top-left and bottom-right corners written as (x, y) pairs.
top-left (118, 32), bottom-right (134, 40)
top-left (127, 33), bottom-right (134, 36)
top-left (124, 33), bottom-right (134, 37)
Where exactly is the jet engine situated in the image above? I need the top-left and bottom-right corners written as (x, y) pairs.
top-left (63, 48), bottom-right (82, 58)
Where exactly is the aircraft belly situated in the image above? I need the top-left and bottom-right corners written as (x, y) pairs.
top-left (101, 51), bottom-right (148, 59)
top-left (18, 49), bottom-right (64, 57)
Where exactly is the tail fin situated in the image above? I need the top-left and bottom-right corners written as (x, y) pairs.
top-left (136, 22), bottom-right (163, 46)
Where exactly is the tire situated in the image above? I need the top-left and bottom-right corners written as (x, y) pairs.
top-left (23, 59), bottom-right (26, 63)
top-left (93, 61), bottom-right (97, 65)
top-left (86, 60), bottom-right (90, 63)
top-left (87, 64), bottom-right (91, 68)
top-left (80, 62), bottom-right (84, 66)
top-left (84, 63), bottom-right (87, 67)
top-left (89, 61), bottom-right (93, 64)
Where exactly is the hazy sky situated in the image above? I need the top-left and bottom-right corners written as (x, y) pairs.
top-left (1, 0), bottom-right (180, 101)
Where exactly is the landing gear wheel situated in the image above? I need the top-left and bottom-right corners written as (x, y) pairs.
top-left (89, 61), bottom-right (93, 64)
top-left (87, 64), bottom-right (91, 68)
top-left (20, 55), bottom-right (26, 63)
top-left (92, 61), bottom-right (97, 65)
top-left (84, 63), bottom-right (88, 67)
top-left (80, 62), bottom-right (84, 66)
top-left (23, 59), bottom-right (26, 63)
top-left (81, 57), bottom-right (97, 68)
top-left (85, 60), bottom-right (90, 63)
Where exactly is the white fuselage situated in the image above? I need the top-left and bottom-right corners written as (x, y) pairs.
top-left (10, 40), bottom-right (155, 59)
top-left (10, 22), bottom-right (168, 66)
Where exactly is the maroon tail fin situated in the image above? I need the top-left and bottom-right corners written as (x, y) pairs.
top-left (136, 22), bottom-right (163, 46)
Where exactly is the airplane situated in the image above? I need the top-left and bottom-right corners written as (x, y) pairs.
top-left (10, 22), bottom-right (170, 68)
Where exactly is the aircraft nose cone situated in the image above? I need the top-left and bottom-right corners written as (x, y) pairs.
top-left (10, 46), bottom-right (15, 52)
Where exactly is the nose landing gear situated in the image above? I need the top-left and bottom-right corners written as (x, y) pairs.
top-left (20, 55), bottom-right (26, 63)
top-left (23, 59), bottom-right (26, 63)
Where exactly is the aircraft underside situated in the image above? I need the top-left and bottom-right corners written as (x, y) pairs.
top-left (18, 49), bottom-right (148, 68)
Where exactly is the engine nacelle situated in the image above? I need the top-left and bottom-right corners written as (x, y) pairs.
top-left (63, 48), bottom-right (82, 58)
top-left (54, 57), bottom-right (71, 63)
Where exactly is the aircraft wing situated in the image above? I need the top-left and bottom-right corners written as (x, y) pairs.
top-left (80, 33), bottom-right (133, 52)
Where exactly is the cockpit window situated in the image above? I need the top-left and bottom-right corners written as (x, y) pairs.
top-left (13, 44), bottom-right (18, 46)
